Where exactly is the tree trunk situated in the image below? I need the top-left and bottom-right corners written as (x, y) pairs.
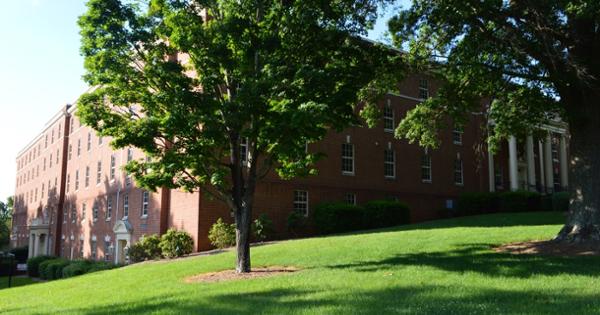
top-left (235, 203), bottom-right (252, 273)
top-left (555, 99), bottom-right (600, 243)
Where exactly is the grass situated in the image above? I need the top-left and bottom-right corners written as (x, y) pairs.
top-left (3, 211), bottom-right (600, 314)
top-left (0, 276), bottom-right (35, 290)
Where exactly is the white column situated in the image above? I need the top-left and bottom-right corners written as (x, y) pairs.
top-left (544, 133), bottom-right (554, 193)
top-left (488, 145), bottom-right (495, 192)
top-left (28, 234), bottom-right (35, 258)
top-left (560, 133), bottom-right (569, 189)
top-left (526, 135), bottom-right (536, 191)
top-left (508, 136), bottom-right (519, 191)
top-left (32, 233), bottom-right (38, 257)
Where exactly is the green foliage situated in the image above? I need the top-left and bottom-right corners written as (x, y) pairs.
top-left (457, 192), bottom-right (499, 216)
top-left (208, 218), bottom-right (236, 249)
top-left (38, 258), bottom-right (70, 280)
top-left (61, 260), bottom-right (94, 278)
top-left (159, 229), bottom-right (194, 258)
top-left (552, 192), bottom-right (570, 212)
top-left (497, 191), bottom-right (541, 213)
top-left (252, 213), bottom-right (274, 242)
top-left (457, 191), bottom-right (543, 215)
top-left (0, 197), bottom-right (12, 249)
top-left (363, 200), bottom-right (411, 228)
top-left (287, 211), bottom-right (308, 236)
top-left (26, 255), bottom-right (55, 277)
top-left (129, 234), bottom-right (162, 262)
top-left (314, 202), bottom-right (366, 234)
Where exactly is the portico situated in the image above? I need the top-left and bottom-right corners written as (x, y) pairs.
top-left (28, 217), bottom-right (50, 258)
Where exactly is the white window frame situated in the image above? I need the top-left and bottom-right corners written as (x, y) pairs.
top-left (106, 196), bottom-right (112, 221)
top-left (383, 99), bottom-right (395, 132)
top-left (384, 149), bottom-right (396, 179)
top-left (452, 127), bottom-right (463, 145)
top-left (418, 79), bottom-right (429, 99)
top-left (97, 161), bottom-right (102, 185)
top-left (141, 191), bottom-right (149, 217)
top-left (341, 143), bottom-right (355, 175)
top-left (110, 155), bottom-right (116, 180)
top-left (454, 158), bottom-right (464, 186)
top-left (345, 193), bottom-right (356, 205)
top-left (421, 153), bottom-right (432, 183)
top-left (293, 190), bottom-right (309, 217)
top-left (85, 166), bottom-right (90, 187)
top-left (123, 194), bottom-right (129, 218)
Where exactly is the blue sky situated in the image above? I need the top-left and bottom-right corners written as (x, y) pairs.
top-left (0, 0), bottom-right (406, 203)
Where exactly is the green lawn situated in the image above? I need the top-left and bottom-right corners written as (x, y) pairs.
top-left (0, 276), bottom-right (35, 290)
top-left (3, 212), bottom-right (600, 314)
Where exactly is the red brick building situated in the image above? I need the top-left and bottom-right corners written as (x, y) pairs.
top-left (10, 74), bottom-right (569, 263)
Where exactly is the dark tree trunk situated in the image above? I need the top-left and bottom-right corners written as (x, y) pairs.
top-left (235, 203), bottom-right (252, 273)
top-left (555, 96), bottom-right (600, 243)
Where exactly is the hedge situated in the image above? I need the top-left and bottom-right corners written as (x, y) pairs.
top-left (9, 246), bottom-right (29, 263)
top-left (314, 200), bottom-right (411, 235)
top-left (456, 191), bottom-right (569, 216)
top-left (39, 258), bottom-right (70, 280)
top-left (26, 255), bottom-right (55, 277)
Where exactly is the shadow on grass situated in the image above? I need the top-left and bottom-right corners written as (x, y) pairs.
top-left (8, 284), bottom-right (600, 314)
top-left (327, 243), bottom-right (600, 278)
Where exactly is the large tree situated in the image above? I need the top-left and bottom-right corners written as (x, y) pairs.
top-left (77, 0), bottom-right (400, 272)
top-left (389, 0), bottom-right (600, 242)
top-left (0, 197), bottom-right (13, 249)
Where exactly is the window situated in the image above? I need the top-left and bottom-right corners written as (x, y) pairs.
top-left (421, 153), bottom-right (432, 182)
top-left (58, 124), bottom-right (61, 138)
top-left (383, 100), bottom-right (395, 132)
top-left (87, 133), bottom-right (92, 151)
top-left (127, 148), bottom-right (133, 162)
top-left (56, 149), bottom-right (59, 164)
top-left (80, 239), bottom-right (84, 258)
top-left (240, 138), bottom-right (248, 164)
top-left (77, 139), bottom-right (81, 156)
top-left (93, 203), bottom-right (98, 222)
top-left (452, 126), bottom-right (463, 145)
top-left (345, 193), bottom-right (356, 205)
top-left (51, 130), bottom-right (55, 144)
top-left (454, 157), bottom-right (464, 185)
top-left (66, 174), bottom-right (70, 193)
top-left (85, 166), bottom-right (90, 187)
top-left (98, 135), bottom-right (103, 145)
top-left (45, 134), bottom-right (48, 148)
top-left (141, 191), bottom-right (149, 217)
top-left (341, 143), bottom-right (354, 175)
top-left (49, 154), bottom-right (53, 168)
top-left (106, 196), bottom-right (112, 220)
top-left (43, 158), bottom-right (46, 171)
top-left (82, 203), bottom-right (87, 221)
top-left (123, 194), bottom-right (129, 218)
top-left (91, 240), bottom-right (97, 260)
top-left (71, 204), bottom-right (76, 223)
top-left (293, 190), bottom-right (309, 216)
top-left (418, 79), bottom-right (429, 99)
top-left (494, 166), bottom-right (504, 188)
top-left (104, 241), bottom-right (111, 261)
top-left (68, 144), bottom-right (72, 160)
top-left (70, 118), bottom-right (74, 134)
top-left (75, 170), bottom-right (80, 190)
top-left (41, 183), bottom-right (45, 199)
top-left (96, 161), bottom-right (102, 184)
top-left (63, 207), bottom-right (67, 224)
top-left (110, 155), bottom-right (116, 180)
top-left (384, 149), bottom-right (395, 178)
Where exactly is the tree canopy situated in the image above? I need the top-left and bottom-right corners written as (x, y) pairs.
top-left (389, 0), bottom-right (600, 242)
top-left (77, 0), bottom-right (401, 271)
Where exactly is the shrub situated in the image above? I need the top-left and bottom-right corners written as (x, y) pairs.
top-left (287, 211), bottom-right (308, 236)
top-left (39, 258), bottom-right (69, 280)
top-left (129, 234), bottom-right (162, 263)
top-left (497, 191), bottom-right (541, 213)
top-left (457, 192), bottom-right (498, 216)
top-left (363, 200), bottom-right (410, 228)
top-left (62, 260), bottom-right (94, 278)
top-left (252, 213), bottom-right (274, 242)
top-left (9, 246), bottom-right (29, 263)
top-left (208, 218), bottom-right (236, 249)
top-left (160, 229), bottom-right (194, 258)
top-left (27, 255), bottom-right (55, 277)
top-left (552, 192), bottom-right (570, 212)
top-left (314, 202), bottom-right (365, 234)
top-left (87, 261), bottom-right (115, 273)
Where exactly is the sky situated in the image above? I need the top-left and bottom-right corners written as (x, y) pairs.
top-left (0, 0), bottom-right (406, 203)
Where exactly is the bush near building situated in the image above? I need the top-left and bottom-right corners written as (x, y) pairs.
top-left (39, 258), bottom-right (70, 280)
top-left (252, 213), bottom-right (274, 242)
top-left (26, 255), bottom-right (55, 277)
top-left (129, 234), bottom-right (162, 263)
top-left (159, 229), bottom-right (194, 258)
top-left (208, 219), bottom-right (236, 249)
top-left (457, 191), bottom-right (569, 216)
top-left (314, 200), bottom-right (411, 235)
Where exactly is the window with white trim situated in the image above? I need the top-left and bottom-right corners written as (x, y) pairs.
top-left (106, 196), bottom-right (112, 220)
top-left (75, 170), bottom-right (80, 190)
top-left (87, 133), bottom-right (92, 151)
top-left (97, 161), bottom-right (102, 184)
top-left (345, 193), bottom-right (356, 205)
top-left (454, 157), bottom-right (464, 185)
top-left (383, 100), bottom-right (395, 132)
top-left (91, 239), bottom-right (97, 260)
top-left (82, 203), bottom-right (87, 221)
top-left (104, 241), bottom-right (111, 261)
top-left (77, 139), bottom-right (81, 156)
top-left (240, 138), bottom-right (248, 164)
top-left (85, 166), bottom-right (90, 187)
top-left (71, 204), bottom-right (76, 223)
top-left (293, 190), bottom-right (309, 216)
top-left (452, 126), bottom-right (463, 145)
top-left (418, 79), bottom-right (429, 99)
top-left (141, 191), bottom-right (149, 217)
top-left (92, 203), bottom-right (98, 222)
top-left (110, 155), bottom-right (116, 180)
top-left (384, 149), bottom-right (395, 178)
top-left (68, 144), bottom-right (72, 160)
top-left (341, 143), bottom-right (354, 175)
top-left (421, 153), bottom-right (432, 182)
top-left (123, 194), bottom-right (129, 218)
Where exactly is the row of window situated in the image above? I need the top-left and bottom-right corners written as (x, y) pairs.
top-left (60, 238), bottom-right (113, 262)
top-left (340, 143), bottom-right (464, 185)
top-left (62, 191), bottom-right (150, 224)
top-left (17, 123), bottom-right (63, 171)
top-left (16, 148), bottom-right (61, 188)
top-left (18, 177), bottom-right (58, 205)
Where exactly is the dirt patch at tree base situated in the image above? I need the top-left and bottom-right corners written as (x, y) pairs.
top-left (494, 240), bottom-right (600, 256)
top-left (184, 266), bottom-right (299, 283)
